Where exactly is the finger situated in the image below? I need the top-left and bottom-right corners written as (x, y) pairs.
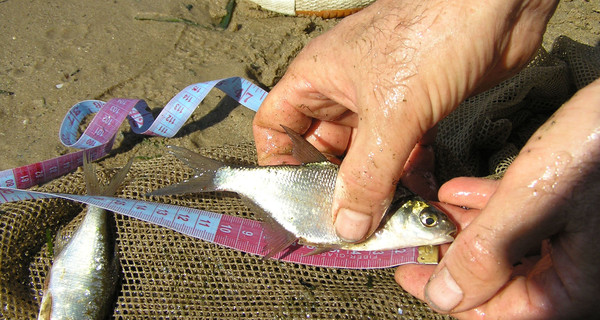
top-left (303, 120), bottom-right (352, 159)
top-left (401, 143), bottom-right (437, 200)
top-left (438, 177), bottom-right (499, 210)
top-left (252, 34), bottom-right (356, 165)
top-left (434, 202), bottom-right (481, 231)
top-left (332, 106), bottom-right (423, 241)
top-left (424, 78), bottom-right (600, 314)
top-left (395, 264), bottom-right (437, 300)
top-left (253, 125), bottom-right (301, 165)
top-left (448, 255), bottom-right (564, 319)
top-left (252, 77), bottom-right (314, 165)
top-left (396, 203), bottom-right (480, 301)
top-left (401, 127), bottom-right (439, 200)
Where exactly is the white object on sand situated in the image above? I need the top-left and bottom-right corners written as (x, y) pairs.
top-left (247, 0), bottom-right (375, 17)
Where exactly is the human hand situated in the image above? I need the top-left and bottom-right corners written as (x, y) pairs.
top-left (395, 78), bottom-right (600, 319)
top-left (253, 0), bottom-right (558, 242)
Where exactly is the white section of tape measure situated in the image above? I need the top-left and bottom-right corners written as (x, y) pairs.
top-left (150, 78), bottom-right (266, 137)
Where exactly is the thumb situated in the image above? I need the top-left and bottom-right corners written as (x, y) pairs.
top-left (332, 118), bottom-right (420, 241)
top-left (424, 78), bottom-right (600, 314)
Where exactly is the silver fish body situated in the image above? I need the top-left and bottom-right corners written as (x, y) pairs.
top-left (217, 161), bottom-right (339, 245)
top-left (38, 156), bottom-right (132, 320)
top-left (151, 126), bottom-right (456, 256)
top-left (205, 161), bottom-right (455, 251)
top-left (38, 205), bottom-right (119, 320)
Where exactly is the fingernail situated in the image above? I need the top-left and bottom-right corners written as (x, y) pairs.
top-left (334, 208), bottom-right (372, 242)
top-left (425, 267), bottom-right (463, 312)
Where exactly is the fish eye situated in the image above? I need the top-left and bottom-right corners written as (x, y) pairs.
top-left (420, 211), bottom-right (439, 227)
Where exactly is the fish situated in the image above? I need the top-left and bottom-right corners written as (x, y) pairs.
top-left (38, 154), bottom-right (133, 320)
top-left (150, 126), bottom-right (456, 257)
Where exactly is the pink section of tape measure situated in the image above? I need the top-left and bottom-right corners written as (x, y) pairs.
top-left (0, 77), bottom-right (429, 268)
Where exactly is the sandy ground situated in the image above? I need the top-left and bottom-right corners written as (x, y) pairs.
top-left (0, 0), bottom-right (598, 171)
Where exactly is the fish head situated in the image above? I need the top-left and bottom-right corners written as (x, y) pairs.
top-left (383, 197), bottom-right (457, 247)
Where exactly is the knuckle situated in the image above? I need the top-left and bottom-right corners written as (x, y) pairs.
top-left (451, 232), bottom-right (509, 285)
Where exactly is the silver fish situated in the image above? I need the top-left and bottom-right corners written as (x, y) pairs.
top-left (38, 155), bottom-right (133, 320)
top-left (150, 126), bottom-right (456, 257)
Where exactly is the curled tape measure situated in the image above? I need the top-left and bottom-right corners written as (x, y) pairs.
top-left (0, 77), bottom-right (436, 268)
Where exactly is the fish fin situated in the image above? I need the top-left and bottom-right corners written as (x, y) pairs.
top-left (245, 201), bottom-right (298, 259)
top-left (101, 157), bottom-right (134, 196)
top-left (148, 146), bottom-right (225, 196)
top-left (263, 228), bottom-right (298, 260)
top-left (304, 245), bottom-right (340, 256)
top-left (83, 151), bottom-right (102, 196)
top-left (52, 227), bottom-right (70, 258)
top-left (38, 291), bottom-right (52, 320)
top-left (147, 175), bottom-right (218, 196)
top-left (281, 125), bottom-right (328, 164)
top-left (166, 145), bottom-right (226, 174)
top-left (83, 152), bottom-right (133, 196)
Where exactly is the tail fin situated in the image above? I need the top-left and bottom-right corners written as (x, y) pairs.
top-left (147, 145), bottom-right (225, 196)
top-left (83, 152), bottom-right (133, 196)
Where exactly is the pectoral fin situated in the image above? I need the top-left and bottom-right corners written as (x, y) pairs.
top-left (259, 211), bottom-right (298, 259)
top-left (241, 199), bottom-right (298, 259)
top-left (38, 291), bottom-right (53, 320)
top-left (304, 245), bottom-right (340, 256)
top-left (262, 225), bottom-right (298, 260)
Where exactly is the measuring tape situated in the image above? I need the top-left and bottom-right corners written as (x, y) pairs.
top-left (0, 77), bottom-right (265, 189)
top-left (0, 77), bottom-right (436, 268)
top-left (0, 187), bottom-right (421, 268)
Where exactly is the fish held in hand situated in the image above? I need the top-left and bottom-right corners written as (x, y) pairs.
top-left (38, 154), bottom-right (133, 320)
top-left (150, 126), bottom-right (456, 258)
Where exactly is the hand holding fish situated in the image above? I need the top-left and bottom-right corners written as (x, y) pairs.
top-left (249, 0), bottom-right (600, 318)
top-left (253, 0), bottom-right (559, 242)
top-left (396, 78), bottom-right (600, 318)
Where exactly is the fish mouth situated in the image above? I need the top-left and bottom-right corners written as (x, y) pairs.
top-left (446, 229), bottom-right (457, 240)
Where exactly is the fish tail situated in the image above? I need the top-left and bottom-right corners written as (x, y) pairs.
top-left (83, 152), bottom-right (134, 196)
top-left (147, 145), bottom-right (225, 196)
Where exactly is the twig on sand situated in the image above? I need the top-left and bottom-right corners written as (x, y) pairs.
top-left (216, 0), bottom-right (236, 30)
top-left (134, 14), bottom-right (207, 28)
top-left (135, 0), bottom-right (236, 30)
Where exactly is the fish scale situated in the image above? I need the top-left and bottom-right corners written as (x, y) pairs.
top-left (218, 162), bottom-right (339, 244)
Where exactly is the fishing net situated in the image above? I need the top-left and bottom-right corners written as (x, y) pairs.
top-left (0, 36), bottom-right (598, 319)
top-left (436, 36), bottom-right (600, 183)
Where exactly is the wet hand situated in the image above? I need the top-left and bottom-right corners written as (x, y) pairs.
top-left (395, 79), bottom-right (600, 319)
top-left (253, 0), bottom-right (558, 242)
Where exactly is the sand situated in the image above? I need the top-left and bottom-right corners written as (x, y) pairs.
top-left (0, 0), bottom-right (598, 170)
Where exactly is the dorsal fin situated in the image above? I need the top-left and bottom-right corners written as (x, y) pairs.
top-left (281, 125), bottom-right (328, 164)
top-left (83, 151), bottom-right (133, 196)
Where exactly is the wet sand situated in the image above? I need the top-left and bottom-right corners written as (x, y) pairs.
top-left (0, 0), bottom-right (598, 171)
